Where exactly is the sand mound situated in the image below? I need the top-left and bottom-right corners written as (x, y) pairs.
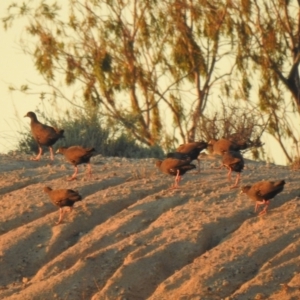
top-left (0, 153), bottom-right (299, 299)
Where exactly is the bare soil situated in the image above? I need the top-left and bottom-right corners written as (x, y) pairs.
top-left (0, 152), bottom-right (299, 300)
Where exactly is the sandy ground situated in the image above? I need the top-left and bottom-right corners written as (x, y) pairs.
top-left (0, 151), bottom-right (300, 300)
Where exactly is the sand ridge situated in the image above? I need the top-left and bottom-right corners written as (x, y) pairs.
top-left (0, 153), bottom-right (299, 299)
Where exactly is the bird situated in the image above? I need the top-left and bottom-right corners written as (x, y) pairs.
top-left (155, 157), bottom-right (196, 188)
top-left (222, 150), bottom-right (244, 189)
top-left (208, 138), bottom-right (243, 155)
top-left (228, 136), bottom-right (249, 150)
top-left (44, 186), bottom-right (82, 224)
top-left (24, 111), bottom-right (64, 161)
top-left (56, 146), bottom-right (96, 181)
top-left (167, 141), bottom-right (208, 173)
top-left (241, 180), bottom-right (286, 215)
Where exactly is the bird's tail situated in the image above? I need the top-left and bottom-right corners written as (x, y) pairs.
top-left (274, 180), bottom-right (286, 187)
top-left (87, 147), bottom-right (96, 153)
top-left (166, 152), bottom-right (191, 161)
top-left (54, 129), bottom-right (65, 138)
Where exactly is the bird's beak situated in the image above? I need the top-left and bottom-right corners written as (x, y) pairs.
top-left (24, 114), bottom-right (27, 118)
top-left (55, 149), bottom-right (59, 153)
top-left (239, 190), bottom-right (244, 195)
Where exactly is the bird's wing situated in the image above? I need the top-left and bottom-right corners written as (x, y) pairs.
top-left (67, 146), bottom-right (89, 156)
top-left (176, 143), bottom-right (196, 153)
top-left (223, 156), bottom-right (241, 165)
top-left (66, 189), bottom-right (82, 201)
top-left (31, 123), bottom-right (59, 144)
top-left (256, 182), bottom-right (282, 198)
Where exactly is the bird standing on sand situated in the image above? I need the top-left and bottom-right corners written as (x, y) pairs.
top-left (24, 111), bottom-right (64, 161)
top-left (167, 141), bottom-right (208, 173)
top-left (241, 180), bottom-right (286, 215)
top-left (56, 146), bottom-right (96, 181)
top-left (222, 151), bottom-right (244, 189)
top-left (208, 138), bottom-right (246, 155)
top-left (156, 158), bottom-right (196, 189)
top-left (44, 186), bottom-right (82, 224)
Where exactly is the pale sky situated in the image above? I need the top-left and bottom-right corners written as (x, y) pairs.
top-left (0, 2), bottom-right (43, 153)
top-left (0, 1), bottom-right (291, 165)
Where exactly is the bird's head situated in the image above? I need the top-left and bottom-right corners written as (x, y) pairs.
top-left (240, 185), bottom-right (251, 195)
top-left (155, 160), bottom-right (162, 168)
top-left (24, 111), bottom-right (37, 120)
top-left (43, 186), bottom-right (53, 193)
top-left (54, 129), bottom-right (65, 138)
top-left (208, 139), bottom-right (217, 146)
top-left (56, 147), bottom-right (67, 154)
top-left (197, 141), bottom-right (208, 148)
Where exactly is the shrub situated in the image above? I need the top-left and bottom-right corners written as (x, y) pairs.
top-left (15, 109), bottom-right (164, 158)
top-left (107, 134), bottom-right (164, 158)
top-left (195, 100), bottom-right (265, 158)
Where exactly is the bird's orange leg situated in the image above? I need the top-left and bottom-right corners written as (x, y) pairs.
top-left (255, 200), bottom-right (268, 213)
top-left (258, 200), bottom-right (270, 215)
top-left (49, 146), bottom-right (54, 161)
top-left (31, 146), bottom-right (43, 161)
top-left (227, 168), bottom-right (232, 182)
top-left (174, 170), bottom-right (181, 188)
top-left (86, 163), bottom-right (92, 179)
top-left (255, 201), bottom-right (263, 212)
top-left (230, 173), bottom-right (241, 189)
top-left (68, 166), bottom-right (78, 181)
top-left (56, 208), bottom-right (64, 224)
top-left (170, 170), bottom-right (181, 189)
top-left (175, 175), bottom-right (182, 188)
top-left (196, 159), bottom-right (201, 174)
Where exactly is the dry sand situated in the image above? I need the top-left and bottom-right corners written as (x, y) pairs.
top-left (0, 152), bottom-right (299, 300)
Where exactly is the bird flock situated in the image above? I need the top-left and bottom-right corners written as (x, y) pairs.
top-left (24, 111), bottom-right (94, 224)
top-left (155, 139), bottom-right (286, 216)
top-left (24, 111), bottom-right (286, 224)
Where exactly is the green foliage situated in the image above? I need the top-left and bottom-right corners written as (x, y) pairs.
top-left (4, 0), bottom-right (300, 164)
top-left (2, 0), bottom-right (239, 148)
top-left (16, 110), bottom-right (164, 158)
top-left (106, 134), bottom-right (164, 158)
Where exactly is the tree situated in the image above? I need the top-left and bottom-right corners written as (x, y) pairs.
top-left (5, 0), bottom-right (300, 163)
top-left (233, 0), bottom-right (300, 162)
top-left (155, 0), bottom-right (237, 143)
top-left (2, 0), bottom-right (240, 149)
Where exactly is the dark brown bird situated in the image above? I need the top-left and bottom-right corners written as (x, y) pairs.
top-left (208, 138), bottom-right (243, 155)
top-left (222, 150), bottom-right (244, 189)
top-left (24, 111), bottom-right (64, 161)
top-left (156, 158), bottom-right (196, 188)
top-left (167, 141), bottom-right (208, 173)
top-left (228, 136), bottom-right (249, 150)
top-left (44, 186), bottom-right (82, 224)
top-left (241, 180), bottom-right (286, 215)
top-left (56, 146), bottom-right (96, 181)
